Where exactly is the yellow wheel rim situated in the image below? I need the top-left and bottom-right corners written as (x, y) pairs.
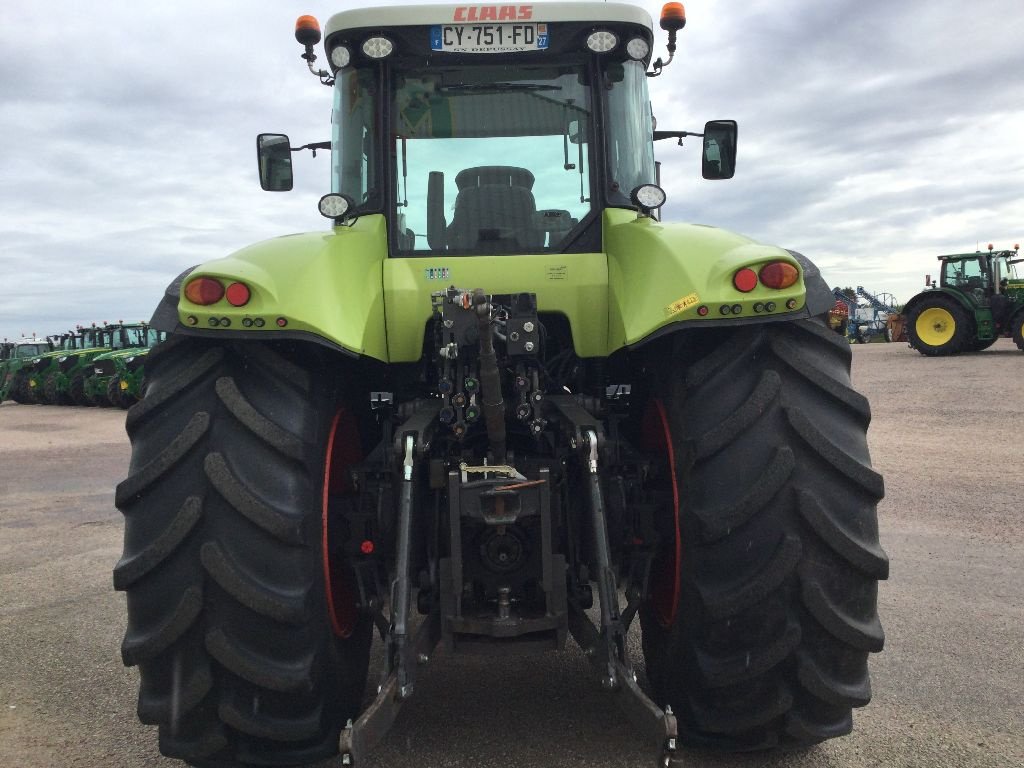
top-left (916, 307), bottom-right (956, 346)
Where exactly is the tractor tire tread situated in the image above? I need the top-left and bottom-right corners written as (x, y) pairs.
top-left (203, 452), bottom-right (306, 545)
top-left (115, 412), bottom-right (211, 506)
top-left (640, 317), bottom-right (886, 750)
top-left (698, 535), bottom-right (802, 620)
top-left (215, 377), bottom-right (306, 461)
top-left (116, 338), bottom-right (371, 765)
top-left (200, 541), bottom-right (310, 625)
top-left (114, 496), bottom-right (204, 590)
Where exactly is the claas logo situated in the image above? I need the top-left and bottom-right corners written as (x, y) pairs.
top-left (453, 5), bottom-right (533, 22)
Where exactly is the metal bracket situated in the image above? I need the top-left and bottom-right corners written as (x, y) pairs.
top-left (568, 604), bottom-right (681, 766)
top-left (339, 611), bottom-right (441, 765)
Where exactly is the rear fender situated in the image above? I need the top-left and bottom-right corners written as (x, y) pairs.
top-left (151, 215), bottom-right (389, 361)
top-left (902, 287), bottom-right (975, 318)
top-left (605, 210), bottom-right (833, 350)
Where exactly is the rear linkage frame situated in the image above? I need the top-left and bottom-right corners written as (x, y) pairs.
top-left (339, 288), bottom-right (680, 766)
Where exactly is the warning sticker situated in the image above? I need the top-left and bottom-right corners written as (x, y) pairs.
top-left (665, 292), bottom-right (700, 317)
top-left (546, 265), bottom-right (568, 280)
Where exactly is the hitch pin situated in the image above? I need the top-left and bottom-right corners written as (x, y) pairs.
top-left (585, 429), bottom-right (599, 474)
top-left (402, 435), bottom-right (414, 481)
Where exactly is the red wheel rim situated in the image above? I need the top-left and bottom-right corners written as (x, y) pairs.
top-left (641, 398), bottom-right (681, 628)
top-left (322, 407), bottom-right (363, 638)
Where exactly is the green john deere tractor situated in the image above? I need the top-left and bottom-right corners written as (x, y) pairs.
top-left (15, 332), bottom-right (76, 404)
top-left (115, 4), bottom-right (887, 766)
top-left (86, 323), bottom-right (166, 408)
top-left (904, 243), bottom-right (1024, 355)
top-left (30, 326), bottom-right (112, 405)
top-left (1, 338), bottom-right (53, 403)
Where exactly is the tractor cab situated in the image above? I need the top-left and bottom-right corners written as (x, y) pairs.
top-left (258, 3), bottom-right (736, 256)
top-left (935, 244), bottom-right (1022, 302)
top-left (100, 322), bottom-right (151, 350)
top-left (939, 254), bottom-right (992, 300)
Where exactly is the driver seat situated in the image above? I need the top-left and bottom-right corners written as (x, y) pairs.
top-left (447, 166), bottom-right (544, 253)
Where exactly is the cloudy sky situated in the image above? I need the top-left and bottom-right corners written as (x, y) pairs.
top-left (2, 0), bottom-right (1022, 341)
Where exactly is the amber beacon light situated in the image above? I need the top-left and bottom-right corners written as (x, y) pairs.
top-left (295, 15), bottom-right (322, 46)
top-left (660, 3), bottom-right (687, 32)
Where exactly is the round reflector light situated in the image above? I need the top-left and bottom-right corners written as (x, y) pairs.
top-left (626, 37), bottom-right (650, 60)
top-left (733, 268), bottom-right (758, 292)
top-left (586, 30), bottom-right (618, 53)
top-left (362, 36), bottom-right (394, 58)
top-left (758, 261), bottom-right (799, 289)
top-left (330, 44), bottom-right (351, 68)
top-left (225, 282), bottom-right (251, 307)
top-left (184, 277), bottom-right (224, 306)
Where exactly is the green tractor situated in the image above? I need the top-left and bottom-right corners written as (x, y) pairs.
top-left (86, 323), bottom-right (167, 408)
top-left (115, 4), bottom-right (887, 766)
top-left (0, 337), bottom-right (53, 403)
top-left (14, 332), bottom-right (77, 404)
top-left (904, 243), bottom-right (1024, 355)
top-left (30, 325), bottom-right (113, 405)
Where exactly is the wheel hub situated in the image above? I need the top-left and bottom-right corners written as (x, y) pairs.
top-left (916, 306), bottom-right (956, 346)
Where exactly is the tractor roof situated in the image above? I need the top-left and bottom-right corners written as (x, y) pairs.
top-left (325, 2), bottom-right (653, 38)
top-left (937, 250), bottom-right (1017, 261)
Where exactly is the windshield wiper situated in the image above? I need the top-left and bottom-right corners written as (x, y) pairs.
top-left (441, 83), bottom-right (562, 93)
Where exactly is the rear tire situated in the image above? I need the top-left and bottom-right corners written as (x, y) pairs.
top-left (108, 377), bottom-right (123, 408)
top-left (10, 371), bottom-right (33, 404)
top-left (640, 317), bottom-right (887, 750)
top-left (114, 336), bottom-right (372, 766)
top-left (43, 375), bottom-right (67, 405)
top-left (1012, 313), bottom-right (1024, 351)
top-left (906, 297), bottom-right (973, 356)
top-left (969, 337), bottom-right (997, 352)
top-left (69, 373), bottom-right (91, 406)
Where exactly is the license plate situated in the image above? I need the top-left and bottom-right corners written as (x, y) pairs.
top-left (430, 24), bottom-right (549, 53)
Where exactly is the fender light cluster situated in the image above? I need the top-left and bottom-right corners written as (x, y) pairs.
top-left (183, 277), bottom-right (252, 307)
top-left (732, 261), bottom-right (800, 292)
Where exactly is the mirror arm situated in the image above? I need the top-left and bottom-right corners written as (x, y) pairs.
top-left (653, 130), bottom-right (701, 144)
top-left (292, 141), bottom-right (332, 158)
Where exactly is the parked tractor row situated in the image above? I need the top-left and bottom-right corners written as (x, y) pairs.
top-left (0, 322), bottom-right (166, 408)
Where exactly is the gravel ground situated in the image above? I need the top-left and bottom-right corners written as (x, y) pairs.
top-left (0, 339), bottom-right (1022, 767)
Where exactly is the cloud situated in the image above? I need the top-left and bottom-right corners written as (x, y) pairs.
top-left (1, 0), bottom-right (1022, 340)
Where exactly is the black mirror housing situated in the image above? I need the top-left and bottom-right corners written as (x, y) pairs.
top-left (257, 133), bottom-right (294, 191)
top-left (702, 120), bottom-right (737, 180)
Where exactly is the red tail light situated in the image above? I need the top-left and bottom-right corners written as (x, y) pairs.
top-left (758, 262), bottom-right (799, 289)
top-left (732, 267), bottom-right (758, 292)
top-left (225, 282), bottom-right (251, 307)
top-left (184, 277), bottom-right (224, 305)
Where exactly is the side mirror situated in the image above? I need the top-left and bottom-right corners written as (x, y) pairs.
top-left (257, 133), bottom-right (294, 191)
top-left (702, 120), bottom-right (737, 180)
